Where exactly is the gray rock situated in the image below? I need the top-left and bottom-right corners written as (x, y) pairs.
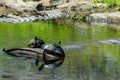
top-left (86, 16), bottom-right (95, 22)
top-left (22, 17), bottom-right (30, 22)
top-left (62, 45), bottom-right (85, 50)
top-left (46, 13), bottom-right (55, 19)
top-left (18, 18), bottom-right (25, 22)
top-left (0, 18), bottom-right (3, 22)
top-left (97, 17), bottom-right (108, 23)
top-left (6, 3), bottom-right (22, 9)
top-left (48, 13), bottom-right (56, 18)
top-left (98, 39), bottom-right (120, 44)
top-left (5, 18), bottom-right (14, 22)
top-left (38, 15), bottom-right (43, 20)
top-left (52, 13), bottom-right (62, 18)
top-left (12, 18), bottom-right (19, 23)
top-left (43, 15), bottom-right (50, 20)
top-left (27, 16), bottom-right (37, 21)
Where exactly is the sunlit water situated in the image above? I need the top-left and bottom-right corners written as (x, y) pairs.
top-left (0, 21), bottom-right (120, 80)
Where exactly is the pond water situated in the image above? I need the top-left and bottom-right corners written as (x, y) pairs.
top-left (0, 21), bottom-right (120, 80)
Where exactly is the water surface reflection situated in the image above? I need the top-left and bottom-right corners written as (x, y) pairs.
top-left (0, 21), bottom-right (120, 80)
top-left (64, 44), bottom-right (120, 80)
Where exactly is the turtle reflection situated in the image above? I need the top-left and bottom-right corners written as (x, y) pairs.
top-left (35, 44), bottom-right (65, 71)
top-left (35, 55), bottom-right (65, 71)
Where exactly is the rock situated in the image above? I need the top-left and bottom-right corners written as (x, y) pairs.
top-left (46, 13), bottom-right (55, 19)
top-left (7, 14), bottom-right (20, 19)
top-left (57, 2), bottom-right (75, 9)
top-left (62, 45), bottom-right (85, 50)
top-left (95, 3), bottom-right (107, 8)
top-left (18, 18), bottom-right (25, 22)
top-left (86, 12), bottom-right (120, 24)
top-left (27, 16), bottom-right (37, 21)
top-left (0, 9), bottom-right (63, 23)
top-left (43, 15), bottom-right (50, 20)
top-left (22, 17), bottom-right (31, 22)
top-left (38, 15), bottom-right (44, 20)
top-left (58, 1), bottom-right (93, 11)
top-left (53, 13), bottom-right (62, 18)
top-left (12, 18), bottom-right (20, 23)
top-left (98, 38), bottom-right (120, 44)
top-left (6, 3), bottom-right (22, 9)
top-left (4, 1), bottom-right (36, 13)
top-left (71, 1), bottom-right (93, 11)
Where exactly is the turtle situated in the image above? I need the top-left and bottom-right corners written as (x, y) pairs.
top-left (27, 36), bottom-right (45, 48)
top-left (35, 42), bottom-right (65, 71)
top-left (42, 43), bottom-right (65, 61)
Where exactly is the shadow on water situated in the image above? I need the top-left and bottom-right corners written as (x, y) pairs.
top-left (0, 21), bottom-right (120, 80)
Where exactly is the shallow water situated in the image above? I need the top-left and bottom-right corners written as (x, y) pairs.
top-left (0, 21), bottom-right (120, 80)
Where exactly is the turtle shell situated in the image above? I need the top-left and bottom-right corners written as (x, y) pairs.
top-left (43, 44), bottom-right (65, 56)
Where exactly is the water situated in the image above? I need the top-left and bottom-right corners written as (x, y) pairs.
top-left (0, 21), bottom-right (120, 80)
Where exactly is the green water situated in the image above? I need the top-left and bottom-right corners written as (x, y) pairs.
top-left (0, 21), bottom-right (120, 80)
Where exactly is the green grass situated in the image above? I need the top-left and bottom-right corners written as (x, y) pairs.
top-left (91, 0), bottom-right (120, 7)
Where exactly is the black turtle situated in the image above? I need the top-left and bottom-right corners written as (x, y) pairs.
top-left (42, 43), bottom-right (65, 62)
top-left (35, 42), bottom-right (65, 71)
top-left (27, 36), bottom-right (45, 48)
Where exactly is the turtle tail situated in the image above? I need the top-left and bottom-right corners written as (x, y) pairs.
top-left (58, 41), bottom-right (61, 45)
top-left (0, 48), bottom-right (5, 53)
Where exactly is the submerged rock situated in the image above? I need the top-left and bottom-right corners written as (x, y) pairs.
top-left (98, 39), bottom-right (120, 44)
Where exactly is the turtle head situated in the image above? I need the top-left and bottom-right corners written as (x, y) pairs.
top-left (27, 36), bottom-right (45, 48)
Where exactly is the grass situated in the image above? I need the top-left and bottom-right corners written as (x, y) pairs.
top-left (91, 0), bottom-right (120, 7)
